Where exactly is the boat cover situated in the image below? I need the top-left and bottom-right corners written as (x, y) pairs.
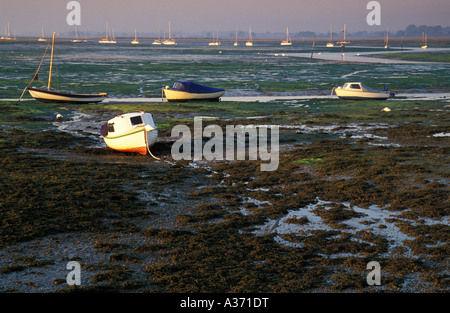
top-left (171, 81), bottom-right (224, 93)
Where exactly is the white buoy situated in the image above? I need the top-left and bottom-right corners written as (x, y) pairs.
top-left (56, 113), bottom-right (63, 120)
top-left (381, 107), bottom-right (391, 112)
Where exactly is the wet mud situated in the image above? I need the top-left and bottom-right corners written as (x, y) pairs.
top-left (0, 97), bottom-right (448, 293)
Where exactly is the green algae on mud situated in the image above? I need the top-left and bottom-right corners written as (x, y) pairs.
top-left (0, 95), bottom-right (449, 292)
top-left (369, 52), bottom-right (450, 63)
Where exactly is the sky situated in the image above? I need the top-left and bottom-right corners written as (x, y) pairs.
top-left (1, 0), bottom-right (449, 36)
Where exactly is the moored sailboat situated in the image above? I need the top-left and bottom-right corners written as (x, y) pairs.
top-left (152, 24), bottom-right (162, 45)
top-left (326, 24), bottom-right (334, 47)
top-left (163, 22), bottom-right (177, 45)
top-left (38, 25), bottom-right (47, 42)
top-left (70, 25), bottom-right (82, 43)
top-left (25, 32), bottom-right (107, 104)
top-left (384, 26), bottom-right (389, 49)
top-left (421, 32), bottom-right (428, 49)
top-left (208, 29), bottom-right (221, 46)
top-left (99, 22), bottom-right (116, 44)
top-left (131, 28), bottom-right (139, 45)
top-left (246, 25), bottom-right (253, 46)
top-left (280, 26), bottom-right (292, 46)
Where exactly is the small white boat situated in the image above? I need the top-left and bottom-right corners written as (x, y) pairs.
top-left (99, 22), bottom-right (116, 44)
top-left (246, 25), bottom-right (253, 46)
top-left (131, 28), bottom-right (139, 45)
top-left (208, 29), bottom-right (221, 46)
top-left (71, 25), bottom-right (82, 43)
top-left (421, 33), bottom-right (428, 49)
top-left (38, 25), bottom-right (47, 42)
top-left (101, 112), bottom-right (158, 155)
top-left (163, 21), bottom-right (177, 45)
top-left (384, 26), bottom-right (389, 49)
top-left (326, 24), bottom-right (334, 47)
top-left (153, 24), bottom-right (162, 45)
top-left (233, 26), bottom-right (239, 46)
top-left (163, 81), bottom-right (225, 102)
top-left (332, 82), bottom-right (392, 100)
top-left (280, 27), bottom-right (292, 46)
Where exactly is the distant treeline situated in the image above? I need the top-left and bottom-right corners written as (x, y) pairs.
top-left (348, 25), bottom-right (450, 39)
top-left (62, 24), bottom-right (449, 40)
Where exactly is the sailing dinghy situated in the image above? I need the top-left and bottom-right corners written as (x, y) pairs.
top-left (24, 32), bottom-right (107, 103)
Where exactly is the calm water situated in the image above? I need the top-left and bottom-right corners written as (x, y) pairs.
top-left (1, 39), bottom-right (449, 99)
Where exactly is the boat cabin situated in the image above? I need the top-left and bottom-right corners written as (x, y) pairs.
top-left (101, 112), bottom-right (156, 137)
top-left (342, 82), bottom-right (380, 92)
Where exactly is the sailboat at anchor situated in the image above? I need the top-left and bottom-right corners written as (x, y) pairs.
top-left (280, 26), bottom-right (292, 46)
top-left (24, 32), bottom-right (107, 103)
top-left (99, 21), bottom-right (116, 44)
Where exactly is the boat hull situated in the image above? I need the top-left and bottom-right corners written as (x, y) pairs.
top-left (334, 82), bottom-right (391, 100)
top-left (164, 89), bottom-right (225, 102)
top-left (28, 87), bottom-right (107, 103)
top-left (335, 89), bottom-right (390, 100)
top-left (103, 127), bottom-right (158, 155)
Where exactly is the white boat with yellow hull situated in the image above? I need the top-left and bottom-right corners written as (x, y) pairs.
top-left (333, 82), bottom-right (392, 100)
top-left (101, 112), bottom-right (158, 155)
top-left (163, 81), bottom-right (225, 102)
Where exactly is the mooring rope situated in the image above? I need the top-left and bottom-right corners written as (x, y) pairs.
top-left (145, 129), bottom-right (161, 160)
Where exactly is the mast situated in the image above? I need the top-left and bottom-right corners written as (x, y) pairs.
top-left (48, 32), bottom-right (55, 90)
top-left (168, 21), bottom-right (171, 39)
top-left (330, 24), bottom-right (333, 41)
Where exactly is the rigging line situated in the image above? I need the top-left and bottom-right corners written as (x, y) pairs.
top-left (17, 41), bottom-right (51, 102)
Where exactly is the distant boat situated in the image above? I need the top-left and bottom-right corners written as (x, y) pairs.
top-left (131, 28), bottom-right (139, 45)
top-left (421, 32), bottom-right (428, 49)
top-left (101, 111), bottom-right (158, 156)
top-left (336, 24), bottom-right (350, 46)
top-left (1, 22), bottom-right (12, 40)
top-left (233, 26), bottom-right (239, 46)
top-left (38, 25), bottom-right (47, 42)
top-left (163, 22), bottom-right (177, 45)
top-left (27, 32), bottom-right (107, 103)
top-left (332, 82), bottom-right (392, 100)
top-left (99, 22), bottom-right (116, 44)
top-left (326, 24), bottom-right (334, 47)
top-left (163, 81), bottom-right (225, 102)
top-left (280, 26), bottom-right (292, 46)
top-left (208, 29), bottom-right (221, 46)
top-left (246, 25), bottom-right (253, 46)
top-left (70, 25), bottom-right (82, 43)
top-left (152, 24), bottom-right (162, 45)
top-left (384, 26), bottom-right (389, 49)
